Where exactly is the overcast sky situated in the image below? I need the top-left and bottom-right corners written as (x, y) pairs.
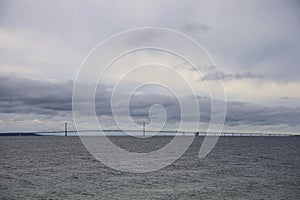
top-left (0, 0), bottom-right (299, 133)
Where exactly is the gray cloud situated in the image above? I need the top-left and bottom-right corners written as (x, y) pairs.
top-left (0, 75), bottom-right (299, 129)
top-left (0, 75), bottom-right (73, 115)
top-left (225, 101), bottom-right (300, 126)
top-left (1, 0), bottom-right (299, 82)
top-left (201, 71), bottom-right (263, 81)
top-left (183, 22), bottom-right (210, 33)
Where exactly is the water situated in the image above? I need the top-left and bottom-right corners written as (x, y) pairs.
top-left (0, 136), bottom-right (299, 199)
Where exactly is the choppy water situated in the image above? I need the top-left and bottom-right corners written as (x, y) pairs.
top-left (0, 136), bottom-right (299, 200)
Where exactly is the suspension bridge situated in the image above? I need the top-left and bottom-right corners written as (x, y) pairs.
top-left (0, 122), bottom-right (296, 137)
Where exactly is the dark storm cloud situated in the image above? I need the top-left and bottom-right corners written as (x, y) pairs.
top-left (128, 94), bottom-right (181, 123)
top-left (225, 102), bottom-right (300, 126)
top-left (1, 75), bottom-right (299, 127)
top-left (0, 75), bottom-right (73, 115)
top-left (0, 75), bottom-right (116, 117)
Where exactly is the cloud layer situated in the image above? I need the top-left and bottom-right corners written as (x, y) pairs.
top-left (0, 75), bottom-right (299, 132)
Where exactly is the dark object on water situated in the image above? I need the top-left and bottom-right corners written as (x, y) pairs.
top-left (0, 133), bottom-right (40, 136)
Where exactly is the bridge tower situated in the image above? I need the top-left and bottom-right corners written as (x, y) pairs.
top-left (65, 122), bottom-right (68, 136)
top-left (142, 122), bottom-right (145, 137)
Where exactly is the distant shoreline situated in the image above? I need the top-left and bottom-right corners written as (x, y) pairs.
top-left (0, 133), bottom-right (298, 137)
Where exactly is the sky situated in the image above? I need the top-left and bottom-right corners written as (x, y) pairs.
top-left (0, 0), bottom-right (299, 133)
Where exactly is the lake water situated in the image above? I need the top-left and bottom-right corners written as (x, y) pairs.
top-left (0, 136), bottom-right (299, 199)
